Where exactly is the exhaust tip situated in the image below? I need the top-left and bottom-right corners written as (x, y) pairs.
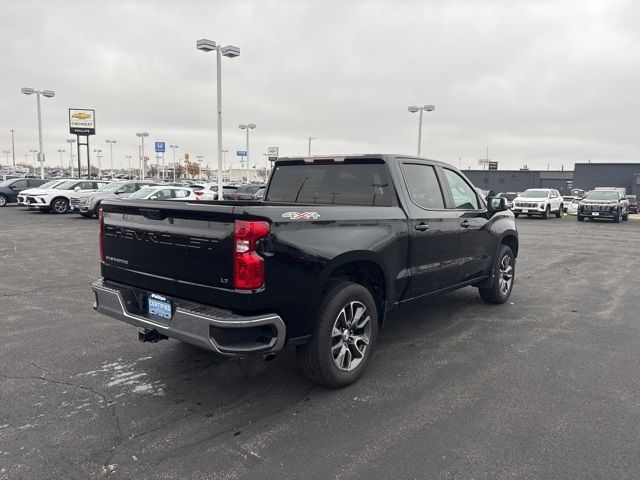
top-left (263, 353), bottom-right (276, 362)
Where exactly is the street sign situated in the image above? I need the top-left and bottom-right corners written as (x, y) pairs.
top-left (488, 161), bottom-right (498, 170)
top-left (237, 150), bottom-right (247, 157)
top-left (69, 109), bottom-right (96, 135)
top-left (155, 141), bottom-right (166, 153)
top-left (267, 146), bottom-right (279, 161)
top-left (478, 159), bottom-right (489, 166)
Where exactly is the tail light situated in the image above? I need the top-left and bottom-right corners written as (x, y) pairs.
top-left (98, 208), bottom-right (105, 262)
top-left (234, 220), bottom-right (270, 290)
top-left (194, 191), bottom-right (204, 196)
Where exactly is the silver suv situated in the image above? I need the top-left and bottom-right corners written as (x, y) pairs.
top-left (74, 181), bottom-right (158, 217)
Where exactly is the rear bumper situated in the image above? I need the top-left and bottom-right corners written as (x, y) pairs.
top-left (92, 278), bottom-right (286, 355)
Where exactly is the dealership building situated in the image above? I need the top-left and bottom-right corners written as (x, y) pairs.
top-left (464, 162), bottom-right (640, 196)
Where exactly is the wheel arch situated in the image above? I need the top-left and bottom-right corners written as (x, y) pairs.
top-left (318, 252), bottom-right (390, 328)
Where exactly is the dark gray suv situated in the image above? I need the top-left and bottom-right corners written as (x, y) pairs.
top-left (73, 181), bottom-right (158, 217)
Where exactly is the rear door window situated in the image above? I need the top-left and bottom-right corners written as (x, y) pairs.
top-left (401, 163), bottom-right (445, 209)
top-left (267, 161), bottom-right (396, 206)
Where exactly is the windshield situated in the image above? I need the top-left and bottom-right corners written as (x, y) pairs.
top-left (266, 161), bottom-right (396, 206)
top-left (129, 187), bottom-right (156, 199)
top-left (497, 193), bottom-right (517, 200)
top-left (520, 189), bottom-right (548, 198)
top-left (98, 182), bottom-right (124, 193)
top-left (37, 180), bottom-right (61, 189)
top-left (585, 191), bottom-right (618, 201)
top-left (54, 181), bottom-right (78, 190)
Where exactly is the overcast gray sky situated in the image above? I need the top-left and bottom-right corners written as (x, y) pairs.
top-left (2, 0), bottom-right (639, 171)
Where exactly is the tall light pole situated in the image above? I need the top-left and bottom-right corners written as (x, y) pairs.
top-left (407, 104), bottom-right (435, 157)
top-left (105, 139), bottom-right (117, 176)
top-left (196, 155), bottom-right (204, 179)
top-left (125, 155), bottom-right (132, 178)
top-left (169, 145), bottom-right (179, 181)
top-left (66, 138), bottom-right (76, 177)
top-left (136, 132), bottom-right (149, 179)
top-left (239, 123), bottom-right (256, 181)
top-left (10, 130), bottom-right (15, 166)
top-left (57, 149), bottom-right (65, 170)
top-left (308, 137), bottom-right (316, 156)
top-left (21, 87), bottom-right (55, 179)
top-left (29, 149), bottom-right (38, 175)
top-left (93, 149), bottom-right (103, 178)
top-left (197, 38), bottom-right (240, 199)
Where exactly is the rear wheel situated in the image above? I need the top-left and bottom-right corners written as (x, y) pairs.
top-left (0, 194), bottom-right (7, 207)
top-left (513, 213), bottom-right (519, 218)
top-left (51, 198), bottom-right (69, 214)
top-left (478, 245), bottom-right (515, 304)
top-left (296, 280), bottom-right (378, 388)
top-left (577, 215), bottom-right (584, 222)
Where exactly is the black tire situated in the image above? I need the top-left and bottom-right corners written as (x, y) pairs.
top-left (577, 215), bottom-right (584, 222)
top-left (93, 202), bottom-right (102, 218)
top-left (555, 205), bottom-right (563, 218)
top-left (479, 245), bottom-right (515, 304)
top-left (614, 211), bottom-right (621, 223)
top-left (296, 280), bottom-right (378, 388)
top-left (514, 213), bottom-right (519, 218)
top-left (79, 212), bottom-right (93, 218)
top-left (542, 205), bottom-right (550, 219)
top-left (0, 194), bottom-right (7, 207)
top-left (623, 212), bottom-right (628, 221)
top-left (51, 197), bottom-right (69, 214)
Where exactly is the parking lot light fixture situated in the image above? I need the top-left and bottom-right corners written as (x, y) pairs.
top-left (105, 139), bottom-right (117, 176)
top-left (29, 149), bottom-right (38, 174)
top-left (66, 138), bottom-right (76, 177)
top-left (136, 132), bottom-right (149, 179)
top-left (93, 149), bottom-right (103, 178)
top-left (22, 87), bottom-right (55, 179)
top-left (239, 124), bottom-right (256, 181)
top-left (169, 145), bottom-right (179, 181)
top-left (197, 37), bottom-right (240, 201)
top-left (57, 149), bottom-right (65, 170)
top-left (407, 104), bottom-right (435, 157)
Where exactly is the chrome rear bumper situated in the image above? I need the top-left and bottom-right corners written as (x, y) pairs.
top-left (92, 278), bottom-right (286, 355)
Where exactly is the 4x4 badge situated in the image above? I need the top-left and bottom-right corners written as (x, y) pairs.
top-left (282, 211), bottom-right (320, 220)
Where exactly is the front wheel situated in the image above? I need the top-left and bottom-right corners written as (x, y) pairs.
top-left (556, 205), bottom-right (563, 218)
top-left (0, 194), bottom-right (7, 207)
top-left (51, 198), bottom-right (69, 214)
top-left (614, 211), bottom-right (621, 223)
top-left (478, 245), bottom-right (515, 304)
top-left (542, 206), bottom-right (550, 219)
top-left (514, 213), bottom-right (519, 218)
top-left (577, 215), bottom-right (584, 222)
top-left (296, 281), bottom-right (378, 388)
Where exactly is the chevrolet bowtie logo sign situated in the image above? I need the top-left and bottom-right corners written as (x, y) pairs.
top-left (69, 108), bottom-right (96, 135)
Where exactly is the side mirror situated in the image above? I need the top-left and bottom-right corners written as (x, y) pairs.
top-left (149, 195), bottom-right (158, 200)
top-left (488, 196), bottom-right (508, 213)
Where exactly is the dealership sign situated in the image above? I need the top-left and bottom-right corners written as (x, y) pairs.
top-left (69, 109), bottom-right (96, 135)
top-left (268, 146), bottom-right (279, 161)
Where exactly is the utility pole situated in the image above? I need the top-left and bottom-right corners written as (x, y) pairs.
top-left (10, 129), bottom-right (15, 166)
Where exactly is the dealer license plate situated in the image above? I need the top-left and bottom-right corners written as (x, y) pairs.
top-left (591, 212), bottom-right (599, 216)
top-left (148, 293), bottom-right (172, 320)
top-left (522, 209), bottom-right (528, 213)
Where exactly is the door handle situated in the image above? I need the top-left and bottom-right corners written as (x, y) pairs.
top-left (414, 223), bottom-right (430, 232)
top-left (460, 220), bottom-right (470, 228)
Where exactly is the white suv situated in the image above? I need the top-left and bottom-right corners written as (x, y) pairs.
top-left (26, 180), bottom-right (109, 214)
top-left (512, 188), bottom-right (564, 219)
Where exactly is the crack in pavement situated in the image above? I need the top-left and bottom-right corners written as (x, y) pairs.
top-left (126, 384), bottom-right (319, 480)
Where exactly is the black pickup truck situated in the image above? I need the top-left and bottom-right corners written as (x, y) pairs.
top-left (93, 154), bottom-right (518, 387)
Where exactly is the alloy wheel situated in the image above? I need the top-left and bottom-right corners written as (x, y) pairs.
top-left (0, 195), bottom-right (6, 207)
top-left (53, 200), bottom-right (67, 213)
top-left (498, 255), bottom-right (513, 295)
top-left (331, 301), bottom-right (371, 372)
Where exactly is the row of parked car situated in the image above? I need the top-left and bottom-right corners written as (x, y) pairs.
top-left (0, 177), bottom-right (266, 217)
top-left (494, 188), bottom-right (638, 222)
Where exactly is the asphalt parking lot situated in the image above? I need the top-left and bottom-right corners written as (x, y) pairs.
top-left (2, 207), bottom-right (640, 479)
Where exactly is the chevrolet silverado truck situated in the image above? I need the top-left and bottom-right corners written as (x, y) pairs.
top-left (92, 154), bottom-right (518, 387)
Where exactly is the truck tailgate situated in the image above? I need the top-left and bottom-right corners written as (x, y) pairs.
top-left (100, 200), bottom-right (238, 294)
